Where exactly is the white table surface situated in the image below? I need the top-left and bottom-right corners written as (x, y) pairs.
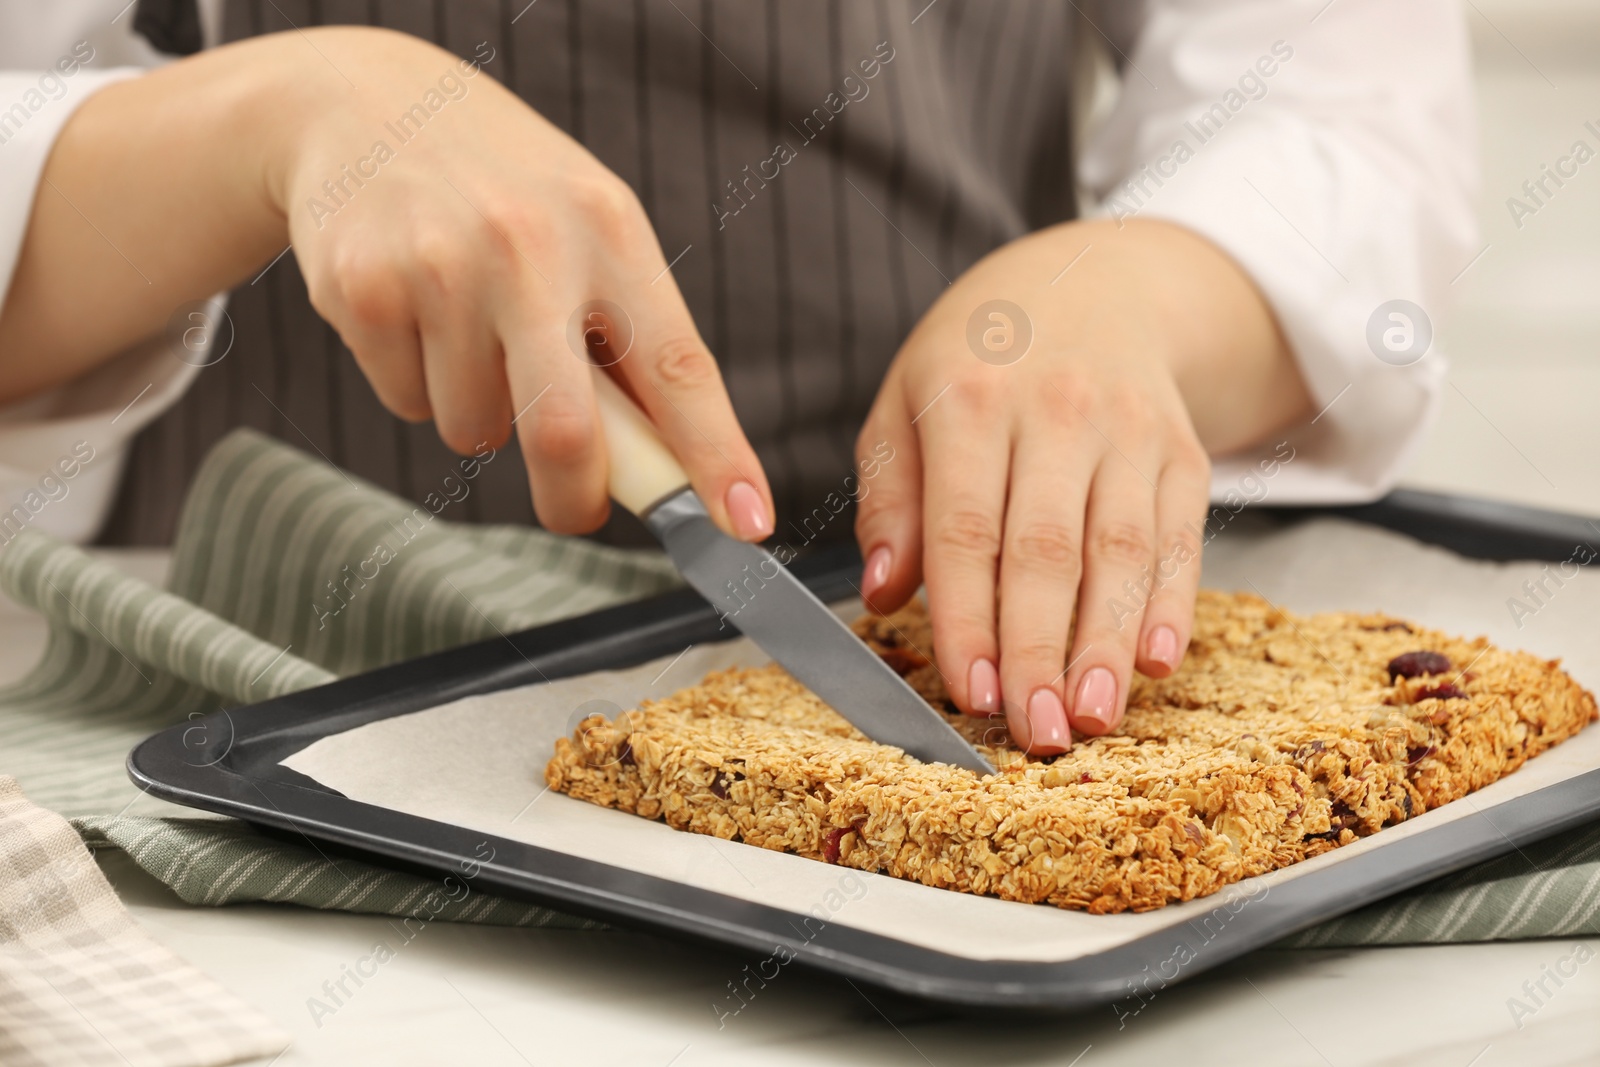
top-left (9, 12), bottom-right (1600, 1066)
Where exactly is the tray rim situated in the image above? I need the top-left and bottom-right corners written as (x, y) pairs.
top-left (127, 491), bottom-right (1600, 1011)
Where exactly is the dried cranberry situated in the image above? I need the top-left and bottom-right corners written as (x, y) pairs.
top-left (1416, 684), bottom-right (1468, 702)
top-left (1330, 800), bottom-right (1360, 832)
top-left (822, 826), bottom-right (849, 864)
top-left (1406, 743), bottom-right (1436, 766)
top-left (617, 740), bottom-right (635, 766)
top-left (880, 646), bottom-right (930, 676)
top-left (1387, 651), bottom-right (1451, 680)
top-left (1080, 773), bottom-right (1093, 783)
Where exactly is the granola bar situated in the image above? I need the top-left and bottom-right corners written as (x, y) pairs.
top-left (544, 591), bottom-right (1596, 913)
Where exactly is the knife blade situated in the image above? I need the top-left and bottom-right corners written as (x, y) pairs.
top-left (591, 370), bottom-right (994, 774)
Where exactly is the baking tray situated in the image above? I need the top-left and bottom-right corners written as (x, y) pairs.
top-left (128, 489), bottom-right (1600, 1011)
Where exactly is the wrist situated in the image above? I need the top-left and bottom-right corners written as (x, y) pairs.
top-left (1031, 217), bottom-right (1307, 453)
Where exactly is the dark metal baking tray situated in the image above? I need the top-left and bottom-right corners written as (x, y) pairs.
top-left (128, 490), bottom-right (1600, 1011)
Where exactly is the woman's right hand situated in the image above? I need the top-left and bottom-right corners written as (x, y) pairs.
top-left (274, 28), bottom-right (772, 539)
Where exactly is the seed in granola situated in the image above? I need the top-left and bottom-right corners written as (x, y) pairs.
top-left (1415, 684), bottom-right (1468, 702)
top-left (1387, 651), bottom-right (1451, 680)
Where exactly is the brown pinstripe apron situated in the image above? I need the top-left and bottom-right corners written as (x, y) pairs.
top-left (102, 0), bottom-right (1078, 545)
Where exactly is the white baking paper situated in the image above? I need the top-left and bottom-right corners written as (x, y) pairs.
top-left (283, 518), bottom-right (1600, 963)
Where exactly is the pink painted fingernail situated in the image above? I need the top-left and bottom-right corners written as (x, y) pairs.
top-left (1148, 625), bottom-right (1180, 669)
top-left (1027, 688), bottom-right (1071, 752)
top-left (724, 481), bottom-right (772, 541)
top-left (862, 545), bottom-right (892, 599)
top-left (1074, 667), bottom-right (1119, 734)
top-left (968, 658), bottom-right (999, 715)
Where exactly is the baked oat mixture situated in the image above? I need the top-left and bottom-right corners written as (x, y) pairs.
top-left (545, 591), bottom-right (1596, 913)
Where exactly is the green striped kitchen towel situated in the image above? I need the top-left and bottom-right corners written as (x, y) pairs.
top-left (1, 427), bottom-right (679, 930)
top-left (1, 427), bottom-right (1597, 944)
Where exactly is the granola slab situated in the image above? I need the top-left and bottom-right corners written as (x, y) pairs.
top-left (545, 591), bottom-right (1596, 913)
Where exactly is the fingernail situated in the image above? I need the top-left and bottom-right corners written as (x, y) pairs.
top-left (968, 658), bottom-right (999, 715)
top-left (1148, 625), bottom-right (1180, 669)
top-left (862, 545), bottom-right (892, 599)
top-left (724, 481), bottom-right (772, 541)
top-left (1027, 688), bottom-right (1071, 751)
top-left (1074, 667), bottom-right (1119, 733)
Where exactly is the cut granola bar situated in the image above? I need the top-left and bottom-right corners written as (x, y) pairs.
top-left (545, 591), bottom-right (1596, 913)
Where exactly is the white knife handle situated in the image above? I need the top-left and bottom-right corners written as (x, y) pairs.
top-left (591, 369), bottom-right (691, 517)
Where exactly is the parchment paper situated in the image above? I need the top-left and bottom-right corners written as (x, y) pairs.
top-left (283, 517), bottom-right (1600, 963)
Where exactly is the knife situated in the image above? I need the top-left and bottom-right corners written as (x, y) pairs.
top-left (591, 370), bottom-right (994, 775)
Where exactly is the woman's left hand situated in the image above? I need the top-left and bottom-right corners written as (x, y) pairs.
top-left (854, 218), bottom-right (1309, 754)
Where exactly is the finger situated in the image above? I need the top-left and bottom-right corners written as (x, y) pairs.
top-left (611, 275), bottom-right (774, 543)
top-left (1063, 459), bottom-right (1158, 737)
top-left (1135, 443), bottom-right (1210, 678)
top-left (996, 423), bottom-right (1095, 755)
top-left (500, 301), bottom-right (611, 534)
top-left (852, 370), bottom-right (923, 615)
top-left (316, 256), bottom-right (431, 423)
top-left (418, 307), bottom-right (513, 455)
top-left (340, 315), bottom-right (430, 423)
top-left (918, 377), bottom-right (1009, 717)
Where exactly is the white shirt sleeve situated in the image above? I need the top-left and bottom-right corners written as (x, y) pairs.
top-left (1079, 0), bottom-right (1479, 504)
top-left (0, 52), bottom-right (204, 544)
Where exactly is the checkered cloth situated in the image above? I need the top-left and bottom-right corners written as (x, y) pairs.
top-left (0, 430), bottom-right (1598, 1064)
top-left (0, 776), bottom-right (285, 1066)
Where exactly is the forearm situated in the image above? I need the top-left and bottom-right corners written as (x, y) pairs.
top-left (0, 34), bottom-right (341, 403)
top-left (1021, 217), bottom-right (1313, 456)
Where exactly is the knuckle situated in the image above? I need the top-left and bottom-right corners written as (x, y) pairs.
top-left (1007, 639), bottom-right (1068, 669)
top-left (526, 398), bottom-right (594, 465)
top-left (1008, 520), bottom-right (1082, 572)
top-left (854, 483), bottom-right (914, 529)
top-left (931, 507), bottom-right (1002, 561)
top-left (651, 337), bottom-right (720, 390)
top-left (570, 175), bottom-right (643, 241)
top-left (1043, 375), bottom-right (1098, 416)
top-left (411, 228), bottom-right (470, 297)
top-left (1090, 521), bottom-right (1152, 566)
top-left (335, 258), bottom-right (404, 328)
top-left (1159, 525), bottom-right (1203, 568)
top-left (481, 201), bottom-right (552, 264)
top-left (1105, 384), bottom-right (1153, 435)
top-left (945, 375), bottom-right (1001, 419)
